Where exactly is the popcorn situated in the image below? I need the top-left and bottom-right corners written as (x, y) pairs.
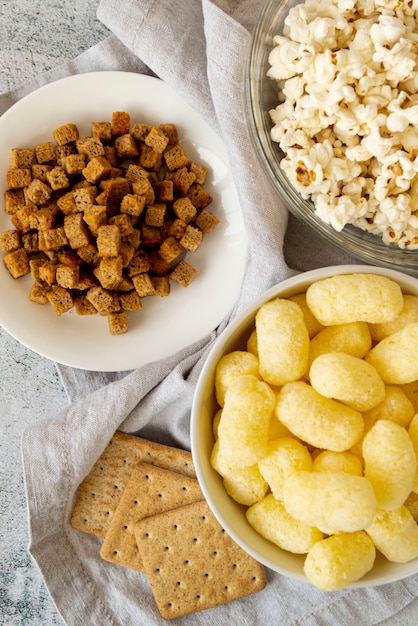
top-left (267, 0), bottom-right (418, 248)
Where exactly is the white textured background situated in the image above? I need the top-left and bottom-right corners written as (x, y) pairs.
top-left (0, 2), bottom-right (108, 624)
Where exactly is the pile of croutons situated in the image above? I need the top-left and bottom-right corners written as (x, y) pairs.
top-left (1, 112), bottom-right (219, 334)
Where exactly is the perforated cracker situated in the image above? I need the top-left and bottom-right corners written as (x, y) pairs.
top-left (70, 431), bottom-right (195, 537)
top-left (100, 462), bottom-right (203, 571)
top-left (135, 499), bottom-right (267, 619)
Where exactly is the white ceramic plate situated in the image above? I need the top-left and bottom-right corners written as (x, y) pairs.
top-left (0, 72), bottom-right (247, 371)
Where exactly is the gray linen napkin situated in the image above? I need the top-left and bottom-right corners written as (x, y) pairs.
top-left (3, 0), bottom-right (414, 624)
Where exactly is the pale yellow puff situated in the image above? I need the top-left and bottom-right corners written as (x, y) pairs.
top-left (309, 352), bottom-right (385, 412)
top-left (308, 321), bottom-right (372, 369)
top-left (275, 381), bottom-right (364, 452)
top-left (304, 532), bottom-right (376, 591)
top-left (363, 420), bottom-right (416, 510)
top-left (366, 506), bottom-right (418, 562)
top-left (256, 297), bottom-right (309, 386)
top-left (215, 350), bottom-right (260, 408)
top-left (217, 374), bottom-right (275, 467)
top-left (258, 437), bottom-right (312, 500)
top-left (306, 273), bottom-right (404, 325)
top-left (247, 494), bottom-right (323, 554)
top-left (283, 470), bottom-right (376, 533)
top-left (365, 323), bottom-right (418, 384)
top-left (369, 294), bottom-right (418, 342)
top-left (362, 385), bottom-right (415, 432)
top-left (312, 451), bottom-right (363, 476)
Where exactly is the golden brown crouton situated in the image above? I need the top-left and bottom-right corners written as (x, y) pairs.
top-left (97, 224), bottom-right (121, 257)
top-left (167, 218), bottom-right (187, 239)
top-left (47, 286), bottom-right (74, 315)
top-left (145, 127), bottom-right (169, 154)
top-left (132, 272), bottom-right (155, 296)
top-left (11, 204), bottom-right (36, 234)
top-left (145, 203), bottom-right (166, 227)
top-left (77, 243), bottom-right (100, 266)
top-left (108, 311), bottom-right (129, 335)
top-left (32, 164), bottom-right (53, 183)
top-left (95, 256), bottom-right (123, 290)
top-left (120, 193), bottom-right (146, 217)
top-left (132, 179), bottom-right (155, 204)
top-left (1, 229), bottom-right (21, 252)
top-left (111, 111), bottom-right (130, 137)
top-left (164, 144), bottom-right (189, 171)
top-left (92, 121), bottom-right (112, 142)
top-left (170, 167), bottom-right (196, 194)
top-left (138, 143), bottom-right (162, 171)
top-left (73, 186), bottom-right (98, 211)
top-left (56, 263), bottom-right (80, 289)
top-left (56, 191), bottom-right (77, 215)
top-left (173, 197), bottom-right (197, 223)
top-left (76, 136), bottom-right (105, 160)
top-left (4, 189), bottom-right (25, 214)
top-left (38, 227), bottom-right (68, 251)
top-left (46, 166), bottom-right (70, 191)
top-left (83, 205), bottom-right (107, 236)
top-left (86, 285), bottom-right (120, 315)
top-left (195, 209), bottom-right (220, 233)
top-left (38, 260), bottom-right (57, 286)
top-left (130, 123), bottom-right (151, 141)
top-left (128, 250), bottom-right (151, 276)
top-left (29, 258), bottom-right (48, 279)
top-left (157, 124), bottom-right (178, 144)
top-left (159, 236), bottom-right (182, 263)
top-left (55, 144), bottom-right (76, 165)
top-left (3, 247), bottom-right (30, 278)
top-left (82, 157), bottom-right (112, 184)
top-left (169, 260), bottom-right (196, 287)
top-left (29, 279), bottom-right (50, 304)
top-left (114, 134), bottom-right (139, 159)
top-left (180, 225), bottom-right (203, 252)
top-left (187, 183), bottom-right (212, 209)
top-left (151, 276), bottom-right (170, 296)
top-left (29, 204), bottom-right (59, 231)
top-left (64, 213), bottom-right (90, 249)
top-left (35, 141), bottom-right (55, 164)
top-left (21, 232), bottom-right (39, 254)
top-left (6, 168), bottom-right (32, 189)
top-left (74, 295), bottom-right (97, 315)
top-left (25, 178), bottom-right (52, 205)
top-left (10, 148), bottom-right (34, 169)
top-left (53, 123), bottom-right (79, 146)
top-left (109, 214), bottom-right (135, 237)
top-left (63, 154), bottom-right (87, 176)
top-left (189, 162), bottom-right (208, 184)
top-left (119, 290), bottom-right (142, 311)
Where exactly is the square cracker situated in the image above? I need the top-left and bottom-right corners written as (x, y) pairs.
top-left (100, 462), bottom-right (203, 572)
top-left (135, 500), bottom-right (267, 620)
top-left (70, 432), bottom-right (195, 537)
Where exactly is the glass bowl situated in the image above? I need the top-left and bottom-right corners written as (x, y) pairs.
top-left (247, 0), bottom-right (418, 276)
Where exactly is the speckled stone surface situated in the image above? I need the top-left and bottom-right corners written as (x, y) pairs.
top-left (0, 2), bottom-right (109, 624)
top-left (1, 1), bottom-right (418, 625)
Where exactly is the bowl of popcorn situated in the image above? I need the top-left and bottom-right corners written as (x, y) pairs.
top-left (248, 0), bottom-right (418, 274)
top-left (191, 265), bottom-right (418, 590)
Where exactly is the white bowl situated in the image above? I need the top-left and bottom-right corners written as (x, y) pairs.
top-left (191, 265), bottom-right (418, 587)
